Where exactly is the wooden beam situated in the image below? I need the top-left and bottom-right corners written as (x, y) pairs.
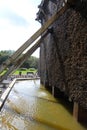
top-left (67, 0), bottom-right (76, 5)
top-left (52, 86), bottom-right (55, 96)
top-left (73, 102), bottom-right (79, 121)
top-left (0, 79), bottom-right (16, 111)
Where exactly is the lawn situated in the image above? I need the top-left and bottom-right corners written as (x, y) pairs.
top-left (13, 68), bottom-right (37, 75)
top-left (0, 68), bottom-right (37, 76)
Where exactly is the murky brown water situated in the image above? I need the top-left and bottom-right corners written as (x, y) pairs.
top-left (0, 79), bottom-right (86, 130)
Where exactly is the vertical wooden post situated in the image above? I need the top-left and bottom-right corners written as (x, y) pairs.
top-left (52, 86), bottom-right (55, 96)
top-left (73, 102), bottom-right (79, 121)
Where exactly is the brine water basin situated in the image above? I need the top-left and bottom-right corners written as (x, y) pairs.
top-left (0, 79), bottom-right (86, 130)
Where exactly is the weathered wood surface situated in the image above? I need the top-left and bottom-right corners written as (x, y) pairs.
top-left (0, 79), bottom-right (16, 111)
top-left (73, 102), bottom-right (79, 121)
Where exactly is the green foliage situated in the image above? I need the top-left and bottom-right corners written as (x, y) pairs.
top-left (0, 55), bottom-right (9, 64)
top-left (0, 50), bottom-right (14, 56)
top-left (0, 50), bottom-right (14, 65)
top-left (0, 50), bottom-right (39, 69)
top-left (21, 56), bottom-right (39, 69)
top-left (18, 68), bottom-right (27, 71)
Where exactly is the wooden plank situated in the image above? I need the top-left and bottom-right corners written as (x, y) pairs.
top-left (73, 102), bottom-right (79, 121)
top-left (52, 86), bottom-right (55, 96)
top-left (67, 0), bottom-right (75, 5)
top-left (0, 79), bottom-right (16, 111)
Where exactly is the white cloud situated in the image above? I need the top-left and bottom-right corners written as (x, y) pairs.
top-left (0, 0), bottom-right (41, 57)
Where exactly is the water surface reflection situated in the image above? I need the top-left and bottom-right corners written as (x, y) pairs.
top-left (1, 79), bottom-right (86, 130)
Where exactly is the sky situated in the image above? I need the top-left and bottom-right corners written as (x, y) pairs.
top-left (0, 0), bottom-right (41, 57)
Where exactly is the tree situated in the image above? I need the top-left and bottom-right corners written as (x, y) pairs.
top-left (0, 50), bottom-right (39, 69)
top-left (21, 56), bottom-right (39, 69)
top-left (0, 50), bottom-right (14, 56)
top-left (0, 50), bottom-right (14, 65)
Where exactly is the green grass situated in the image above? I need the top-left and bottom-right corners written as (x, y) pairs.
top-left (0, 68), bottom-right (37, 76)
top-left (13, 68), bottom-right (37, 75)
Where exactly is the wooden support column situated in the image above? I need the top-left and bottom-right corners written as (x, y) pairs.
top-left (52, 86), bottom-right (55, 96)
top-left (73, 102), bottom-right (79, 121)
